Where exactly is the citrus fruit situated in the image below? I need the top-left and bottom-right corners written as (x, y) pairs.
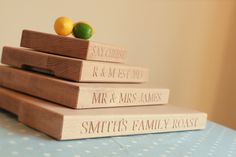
top-left (72, 22), bottom-right (93, 39)
top-left (54, 16), bottom-right (74, 36)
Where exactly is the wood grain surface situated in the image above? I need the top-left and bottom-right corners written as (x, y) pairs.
top-left (0, 87), bottom-right (207, 140)
top-left (0, 66), bottom-right (167, 109)
top-left (20, 30), bottom-right (127, 63)
top-left (2, 46), bottom-right (148, 82)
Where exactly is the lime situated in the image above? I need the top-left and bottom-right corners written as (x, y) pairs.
top-left (54, 16), bottom-right (74, 36)
top-left (72, 22), bottom-right (93, 39)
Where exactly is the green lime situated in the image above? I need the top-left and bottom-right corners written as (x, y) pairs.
top-left (72, 22), bottom-right (93, 39)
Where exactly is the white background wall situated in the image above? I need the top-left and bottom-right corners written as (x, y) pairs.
top-left (0, 0), bottom-right (235, 129)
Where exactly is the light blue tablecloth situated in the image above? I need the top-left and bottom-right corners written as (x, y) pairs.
top-left (0, 109), bottom-right (235, 157)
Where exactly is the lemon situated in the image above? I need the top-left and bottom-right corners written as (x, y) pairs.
top-left (54, 16), bottom-right (74, 36)
top-left (72, 22), bottom-right (93, 39)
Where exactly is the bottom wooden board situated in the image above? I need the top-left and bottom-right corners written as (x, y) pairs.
top-left (0, 87), bottom-right (207, 140)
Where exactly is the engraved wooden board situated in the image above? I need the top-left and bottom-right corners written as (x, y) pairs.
top-left (20, 30), bottom-right (127, 63)
top-left (0, 87), bottom-right (207, 140)
top-left (1, 46), bottom-right (148, 83)
top-left (0, 66), bottom-right (168, 109)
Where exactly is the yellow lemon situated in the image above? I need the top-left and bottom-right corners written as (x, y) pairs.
top-left (54, 16), bottom-right (74, 36)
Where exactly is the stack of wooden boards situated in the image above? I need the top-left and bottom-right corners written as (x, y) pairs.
top-left (0, 30), bottom-right (207, 140)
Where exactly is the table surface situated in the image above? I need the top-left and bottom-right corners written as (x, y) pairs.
top-left (0, 109), bottom-right (235, 157)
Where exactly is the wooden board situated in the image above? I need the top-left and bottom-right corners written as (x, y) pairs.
top-left (1, 46), bottom-right (148, 83)
top-left (0, 87), bottom-right (207, 140)
top-left (0, 66), bottom-right (168, 109)
top-left (20, 30), bottom-right (127, 63)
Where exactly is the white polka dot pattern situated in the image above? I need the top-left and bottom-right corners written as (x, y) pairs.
top-left (0, 110), bottom-right (235, 157)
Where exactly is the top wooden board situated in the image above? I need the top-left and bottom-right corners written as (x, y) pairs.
top-left (20, 30), bottom-right (127, 63)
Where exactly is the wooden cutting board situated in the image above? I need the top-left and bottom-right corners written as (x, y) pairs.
top-left (0, 87), bottom-right (207, 140)
top-left (2, 46), bottom-right (148, 82)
